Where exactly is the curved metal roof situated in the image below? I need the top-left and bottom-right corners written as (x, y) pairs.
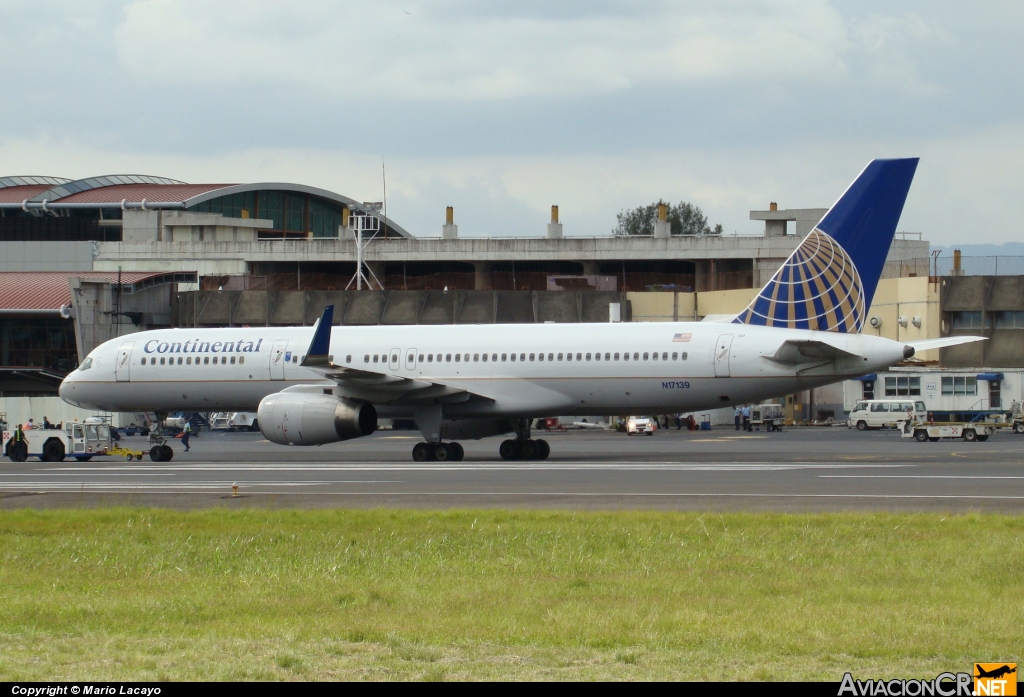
top-left (0, 176), bottom-right (71, 189)
top-left (27, 174), bottom-right (187, 203)
top-left (184, 182), bottom-right (413, 238)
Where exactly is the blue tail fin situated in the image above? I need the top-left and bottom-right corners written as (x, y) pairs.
top-left (734, 158), bottom-right (919, 332)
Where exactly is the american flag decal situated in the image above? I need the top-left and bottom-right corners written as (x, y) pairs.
top-left (672, 333), bottom-right (692, 342)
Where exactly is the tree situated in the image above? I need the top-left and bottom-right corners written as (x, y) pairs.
top-left (613, 200), bottom-right (721, 236)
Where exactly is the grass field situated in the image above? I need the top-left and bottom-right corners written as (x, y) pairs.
top-left (0, 508), bottom-right (1021, 681)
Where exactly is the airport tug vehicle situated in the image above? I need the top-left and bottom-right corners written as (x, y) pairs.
top-left (3, 420), bottom-right (112, 462)
top-left (898, 419), bottom-right (999, 443)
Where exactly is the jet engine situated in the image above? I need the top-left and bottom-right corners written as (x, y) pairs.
top-left (258, 392), bottom-right (377, 446)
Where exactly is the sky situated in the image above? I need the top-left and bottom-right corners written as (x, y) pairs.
top-left (2, 0), bottom-right (1023, 245)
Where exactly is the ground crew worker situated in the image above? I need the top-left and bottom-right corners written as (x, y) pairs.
top-left (742, 405), bottom-right (752, 432)
top-left (734, 406), bottom-right (742, 431)
top-left (181, 421), bottom-right (192, 453)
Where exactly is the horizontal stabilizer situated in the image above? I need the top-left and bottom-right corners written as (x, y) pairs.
top-left (906, 336), bottom-right (986, 353)
top-left (768, 339), bottom-right (862, 365)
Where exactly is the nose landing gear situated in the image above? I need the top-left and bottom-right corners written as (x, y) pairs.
top-left (148, 412), bottom-right (174, 462)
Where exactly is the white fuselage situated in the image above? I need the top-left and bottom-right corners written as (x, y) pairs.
top-left (60, 322), bottom-right (908, 419)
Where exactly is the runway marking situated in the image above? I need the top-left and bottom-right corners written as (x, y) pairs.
top-left (821, 475), bottom-right (1024, 479)
top-left (37, 462), bottom-right (912, 472)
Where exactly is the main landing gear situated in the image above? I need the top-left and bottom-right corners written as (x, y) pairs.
top-left (499, 419), bottom-right (550, 460)
top-left (148, 411), bottom-right (174, 462)
top-left (412, 441), bottom-right (465, 462)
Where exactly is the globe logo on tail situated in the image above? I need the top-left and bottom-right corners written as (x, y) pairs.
top-left (734, 228), bottom-right (866, 333)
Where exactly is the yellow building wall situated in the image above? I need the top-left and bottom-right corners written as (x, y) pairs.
top-left (696, 289), bottom-right (758, 318)
top-left (863, 277), bottom-right (941, 361)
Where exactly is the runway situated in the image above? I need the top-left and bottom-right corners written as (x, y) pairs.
top-left (3, 427), bottom-right (1023, 512)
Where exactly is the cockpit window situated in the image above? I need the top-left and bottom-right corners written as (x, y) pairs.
top-left (78, 358), bottom-right (93, 371)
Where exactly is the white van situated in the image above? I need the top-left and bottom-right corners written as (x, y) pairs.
top-left (848, 400), bottom-right (927, 430)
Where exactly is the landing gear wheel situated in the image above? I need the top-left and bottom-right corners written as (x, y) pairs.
top-left (8, 442), bottom-right (28, 463)
top-left (499, 439), bottom-right (518, 460)
top-left (914, 430), bottom-right (929, 442)
top-left (520, 440), bottom-right (537, 460)
top-left (149, 446), bottom-right (164, 462)
top-left (963, 429), bottom-right (977, 442)
top-left (412, 442), bottom-right (431, 462)
top-left (535, 439), bottom-right (550, 460)
top-left (42, 438), bottom-right (66, 462)
top-left (450, 442), bottom-right (465, 462)
top-left (162, 445), bottom-right (174, 461)
top-left (433, 443), bottom-right (451, 462)
top-left (857, 421), bottom-right (868, 431)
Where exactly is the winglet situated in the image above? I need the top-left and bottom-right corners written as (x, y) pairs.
top-left (301, 305), bottom-right (334, 367)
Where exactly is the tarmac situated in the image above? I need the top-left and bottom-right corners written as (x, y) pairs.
top-left (2, 425), bottom-right (1022, 512)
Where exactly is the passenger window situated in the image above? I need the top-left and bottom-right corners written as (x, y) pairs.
top-left (652, 352), bottom-right (658, 361)
top-left (481, 354), bottom-right (487, 362)
top-left (364, 355), bottom-right (370, 363)
top-left (530, 353), bottom-right (535, 361)
top-left (492, 354), bottom-right (497, 361)
top-left (643, 352), bottom-right (649, 360)
top-left (446, 354), bottom-right (452, 362)
top-left (240, 356), bottom-right (245, 365)
top-left (204, 357), bottom-right (209, 365)
top-left (662, 352), bottom-right (668, 360)
top-left (184, 357), bottom-right (190, 365)
top-left (587, 353), bottom-right (592, 361)
top-left (623, 353), bottom-right (629, 361)
top-left (548, 353), bottom-right (553, 361)
top-left (633, 352), bottom-right (640, 360)
top-left (520, 353), bottom-right (525, 361)
top-left (160, 357), bottom-right (166, 365)
top-left (140, 357), bottom-right (146, 365)
top-left (345, 355), bottom-right (351, 363)
top-left (455, 354), bottom-right (461, 362)
top-left (510, 353), bottom-right (516, 362)
top-left (605, 353), bottom-right (611, 360)
top-left (428, 354), bottom-right (433, 362)
top-left (680, 352), bottom-right (688, 360)
top-left (223, 357), bottom-right (228, 364)
top-left (501, 353), bottom-right (507, 361)
top-left (373, 355), bottom-right (379, 363)
top-left (576, 353), bottom-right (582, 361)
top-left (614, 353), bottom-right (620, 360)
top-left (870, 403), bottom-right (888, 412)
top-left (672, 352), bottom-right (678, 360)
top-left (565, 353), bottom-right (571, 361)
top-left (230, 356), bottom-right (236, 364)
top-left (558, 353), bottom-right (564, 361)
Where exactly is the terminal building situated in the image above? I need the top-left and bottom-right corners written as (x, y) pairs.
top-left (1, 172), bottom-right (1020, 427)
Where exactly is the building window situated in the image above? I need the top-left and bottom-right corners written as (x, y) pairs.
top-left (994, 311), bottom-right (1024, 328)
top-left (951, 311), bottom-right (988, 329)
top-left (941, 376), bottom-right (977, 396)
top-left (884, 376), bottom-right (921, 396)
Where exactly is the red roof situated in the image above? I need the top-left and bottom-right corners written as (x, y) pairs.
top-left (0, 272), bottom-right (185, 312)
top-left (0, 185), bottom-right (54, 203)
top-left (57, 183), bottom-right (232, 204)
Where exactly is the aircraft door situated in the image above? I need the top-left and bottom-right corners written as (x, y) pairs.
top-left (115, 342), bottom-right (134, 382)
top-left (389, 348), bottom-right (401, 371)
top-left (714, 334), bottom-right (734, 378)
top-left (270, 340), bottom-right (289, 380)
top-left (405, 348), bottom-right (417, 371)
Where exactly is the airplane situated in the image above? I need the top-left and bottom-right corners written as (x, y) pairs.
top-left (58, 158), bottom-right (984, 463)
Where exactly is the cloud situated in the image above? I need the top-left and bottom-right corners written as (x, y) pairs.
top-left (114, 0), bottom-right (850, 100)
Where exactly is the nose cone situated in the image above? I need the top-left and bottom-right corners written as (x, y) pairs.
top-left (59, 372), bottom-right (81, 407)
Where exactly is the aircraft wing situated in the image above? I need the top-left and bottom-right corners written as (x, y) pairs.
top-left (767, 339), bottom-right (863, 365)
top-left (299, 305), bottom-right (493, 405)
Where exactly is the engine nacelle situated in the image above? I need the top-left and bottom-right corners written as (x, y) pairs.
top-left (258, 392), bottom-right (377, 446)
